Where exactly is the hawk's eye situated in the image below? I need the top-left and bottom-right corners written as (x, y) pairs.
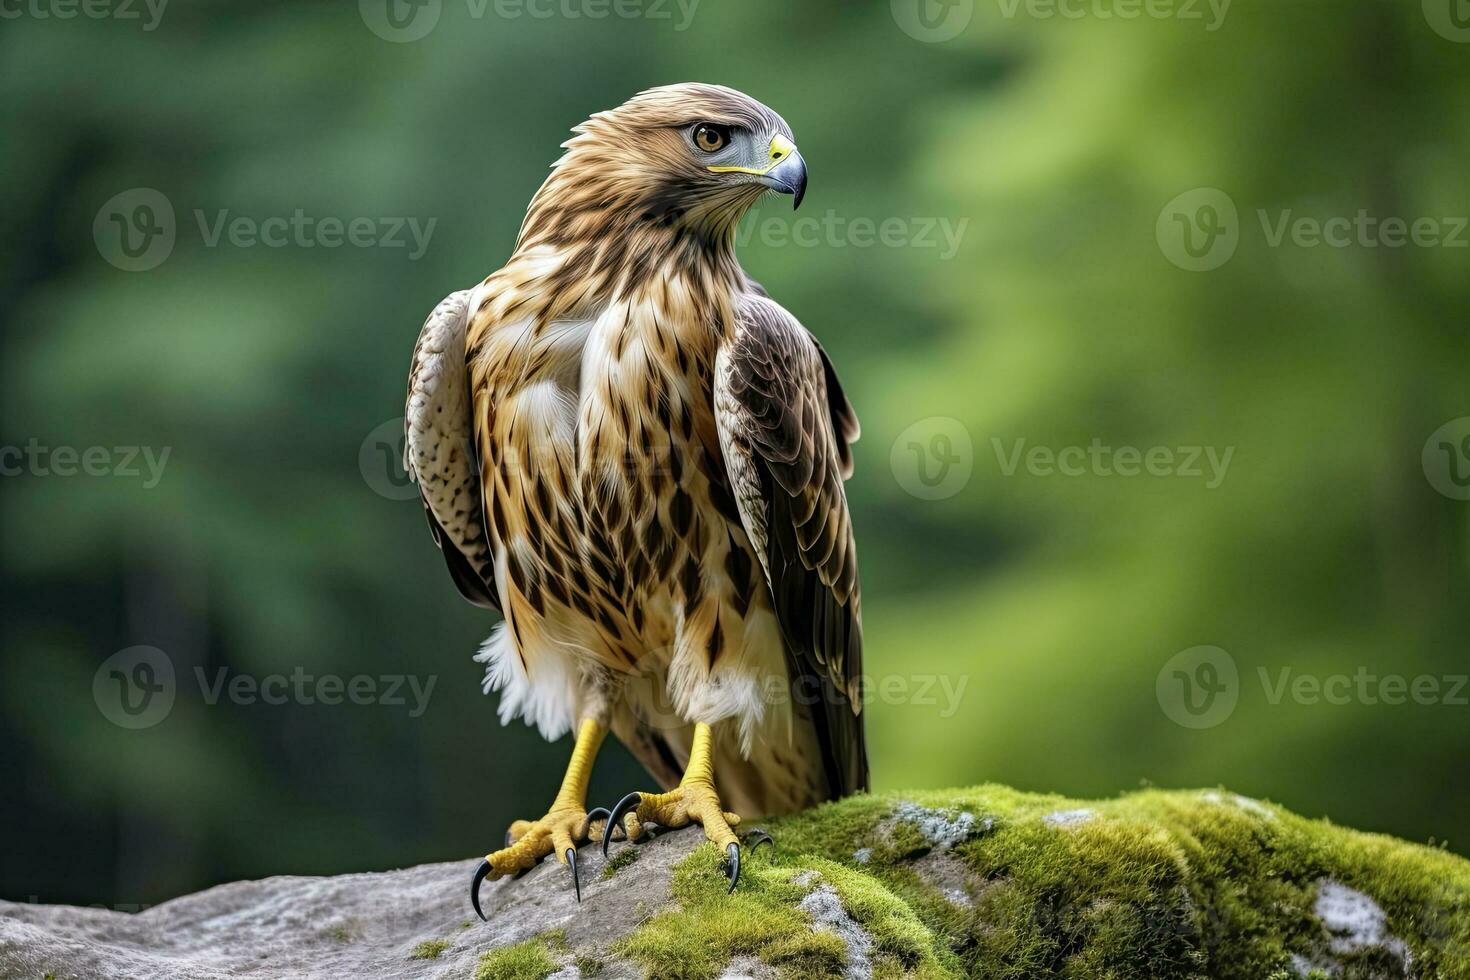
top-left (691, 123), bottom-right (730, 153)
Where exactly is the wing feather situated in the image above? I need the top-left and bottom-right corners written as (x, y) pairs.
top-left (715, 295), bottom-right (867, 798)
top-left (404, 290), bottom-right (500, 611)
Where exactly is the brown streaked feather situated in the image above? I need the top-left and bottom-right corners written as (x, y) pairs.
top-left (715, 295), bottom-right (868, 798)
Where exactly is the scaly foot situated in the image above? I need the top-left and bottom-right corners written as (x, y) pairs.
top-left (602, 783), bottom-right (773, 892)
top-left (471, 806), bottom-right (608, 918)
top-left (469, 720), bottom-right (615, 919)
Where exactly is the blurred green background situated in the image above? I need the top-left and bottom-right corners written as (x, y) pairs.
top-left (3, 0), bottom-right (1469, 909)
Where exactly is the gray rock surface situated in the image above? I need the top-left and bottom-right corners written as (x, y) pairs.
top-left (0, 828), bottom-right (700, 980)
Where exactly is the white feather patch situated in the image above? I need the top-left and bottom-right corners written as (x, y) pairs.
top-left (474, 622), bottom-right (578, 741)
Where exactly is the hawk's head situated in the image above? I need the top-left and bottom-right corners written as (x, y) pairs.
top-left (523, 84), bottom-right (807, 252)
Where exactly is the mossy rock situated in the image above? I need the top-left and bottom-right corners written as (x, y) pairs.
top-left (1, 787), bottom-right (1465, 979)
top-left (599, 787), bottom-right (1467, 979)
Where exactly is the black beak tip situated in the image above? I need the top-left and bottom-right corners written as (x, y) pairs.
top-left (471, 858), bottom-right (491, 922)
top-left (791, 183), bottom-right (805, 211)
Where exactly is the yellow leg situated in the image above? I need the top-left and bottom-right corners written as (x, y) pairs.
top-left (471, 718), bottom-right (607, 916)
top-left (603, 722), bottom-right (770, 891)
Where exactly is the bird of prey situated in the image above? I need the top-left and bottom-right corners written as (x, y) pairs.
top-left (404, 83), bottom-right (865, 914)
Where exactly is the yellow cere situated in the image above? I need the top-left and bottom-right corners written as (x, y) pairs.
top-left (708, 134), bottom-right (797, 176)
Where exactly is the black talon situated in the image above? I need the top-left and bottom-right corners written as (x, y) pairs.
top-left (743, 828), bottom-right (775, 854)
top-left (470, 858), bottom-right (491, 921)
top-left (585, 807), bottom-right (611, 842)
top-left (566, 848), bottom-right (581, 903)
top-left (724, 842), bottom-right (741, 894)
top-left (603, 792), bottom-right (643, 858)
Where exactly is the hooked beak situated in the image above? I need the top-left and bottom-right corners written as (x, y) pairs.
top-left (759, 150), bottom-right (807, 210)
top-left (709, 133), bottom-right (808, 210)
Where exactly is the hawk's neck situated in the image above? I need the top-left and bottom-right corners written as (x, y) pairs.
top-left (507, 165), bottom-right (760, 331)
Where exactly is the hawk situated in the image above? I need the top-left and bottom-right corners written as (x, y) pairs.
top-left (404, 83), bottom-right (866, 914)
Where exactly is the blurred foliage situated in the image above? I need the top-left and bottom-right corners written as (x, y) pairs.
top-left (2, 0), bottom-right (1468, 909)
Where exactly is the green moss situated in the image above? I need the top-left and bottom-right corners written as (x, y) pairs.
top-left (601, 846), bottom-right (640, 880)
top-left (474, 930), bottom-right (567, 980)
top-left (613, 786), bottom-right (1470, 979)
top-left (409, 939), bottom-right (449, 960)
top-left (321, 922), bottom-right (356, 944)
top-left (613, 840), bottom-right (953, 979)
top-left (573, 953), bottom-right (604, 975)
top-left (614, 844), bottom-right (847, 979)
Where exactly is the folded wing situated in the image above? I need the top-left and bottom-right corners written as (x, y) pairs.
top-left (715, 296), bottom-right (867, 798)
top-left (404, 290), bottom-right (499, 611)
